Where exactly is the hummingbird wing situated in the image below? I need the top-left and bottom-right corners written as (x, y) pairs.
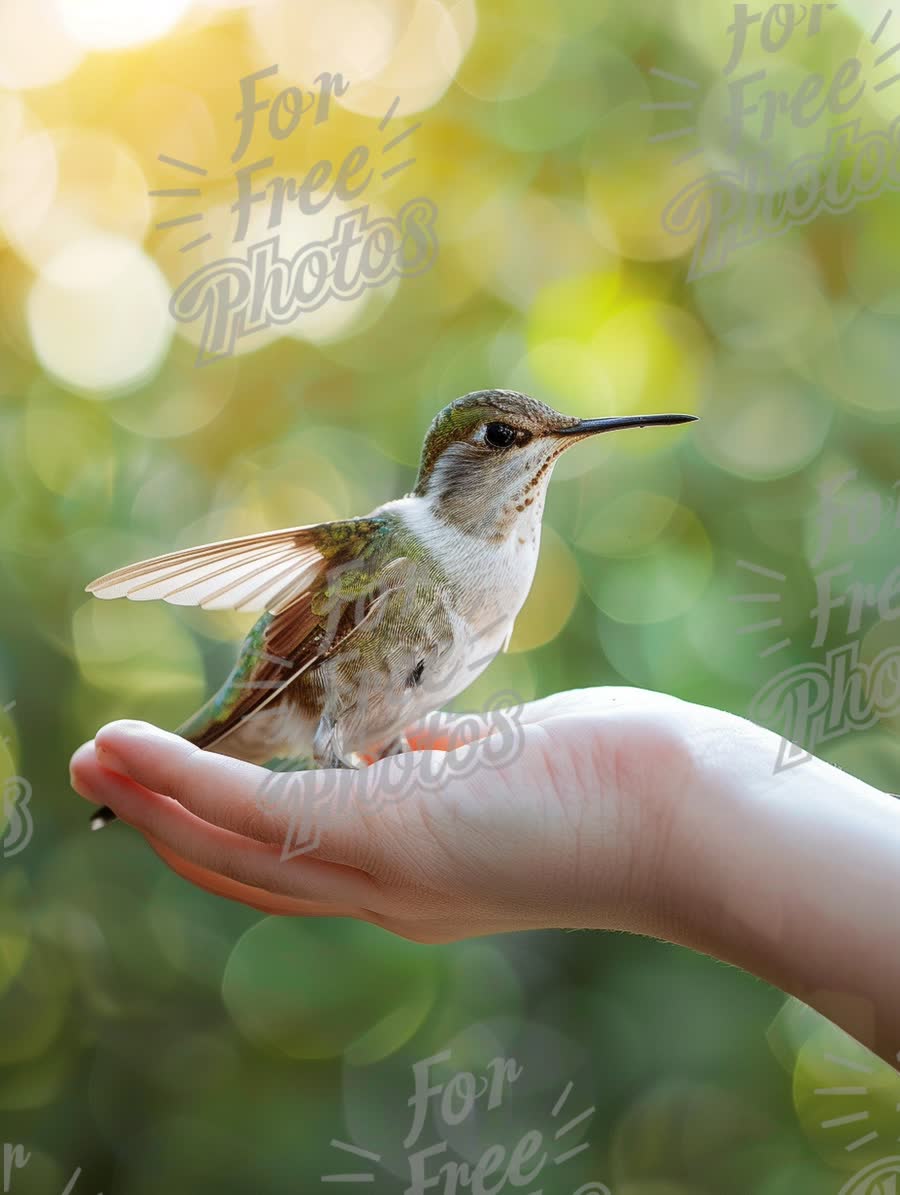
top-left (86, 523), bottom-right (348, 612)
top-left (88, 517), bottom-right (415, 751)
top-left (181, 547), bottom-right (418, 751)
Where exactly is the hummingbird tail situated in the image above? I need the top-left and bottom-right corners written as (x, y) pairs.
top-left (90, 805), bottom-right (117, 831)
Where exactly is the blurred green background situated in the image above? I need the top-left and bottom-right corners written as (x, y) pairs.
top-left (1, 0), bottom-right (900, 1191)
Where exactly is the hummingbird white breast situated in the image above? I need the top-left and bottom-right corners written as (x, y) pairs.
top-left (381, 490), bottom-right (544, 683)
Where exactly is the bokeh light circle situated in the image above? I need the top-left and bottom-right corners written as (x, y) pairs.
top-left (0, 0), bottom-right (83, 89)
top-left (2, 127), bottom-right (151, 272)
top-left (251, 0), bottom-right (475, 117)
top-left (55, 0), bottom-right (192, 50)
top-left (27, 234), bottom-right (174, 395)
top-left (222, 917), bottom-right (439, 1060)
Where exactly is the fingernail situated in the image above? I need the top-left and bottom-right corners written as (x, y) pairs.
top-left (97, 719), bottom-right (165, 745)
top-left (94, 742), bottom-right (130, 775)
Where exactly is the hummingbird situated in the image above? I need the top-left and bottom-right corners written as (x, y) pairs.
top-left (85, 390), bottom-right (696, 828)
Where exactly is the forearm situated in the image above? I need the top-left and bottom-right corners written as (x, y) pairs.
top-left (659, 724), bottom-right (900, 1066)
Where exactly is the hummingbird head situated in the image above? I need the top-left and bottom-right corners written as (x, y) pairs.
top-left (413, 390), bottom-right (696, 539)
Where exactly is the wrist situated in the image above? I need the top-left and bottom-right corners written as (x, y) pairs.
top-left (656, 714), bottom-right (900, 1057)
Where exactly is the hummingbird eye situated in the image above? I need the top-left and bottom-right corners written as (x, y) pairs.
top-left (483, 422), bottom-right (518, 449)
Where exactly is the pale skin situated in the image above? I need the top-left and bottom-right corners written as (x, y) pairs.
top-left (69, 687), bottom-right (900, 1067)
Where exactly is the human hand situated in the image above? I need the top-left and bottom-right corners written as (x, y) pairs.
top-left (69, 687), bottom-right (738, 944)
top-left (71, 685), bottom-right (900, 1064)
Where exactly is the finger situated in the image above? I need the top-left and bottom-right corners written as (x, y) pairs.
top-left (89, 720), bottom-right (414, 873)
top-left (145, 834), bottom-right (361, 920)
top-left (71, 739), bottom-right (105, 806)
top-left (70, 742), bottom-right (380, 908)
top-left (90, 721), bottom-right (363, 861)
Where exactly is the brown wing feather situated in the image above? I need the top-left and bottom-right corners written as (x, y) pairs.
top-left (186, 587), bottom-right (325, 749)
top-left (172, 520), bottom-right (403, 750)
top-left (191, 566), bottom-right (407, 751)
top-left (86, 525), bottom-right (326, 611)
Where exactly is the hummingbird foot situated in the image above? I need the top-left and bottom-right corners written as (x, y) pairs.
top-left (312, 713), bottom-right (357, 771)
top-left (377, 735), bottom-right (411, 759)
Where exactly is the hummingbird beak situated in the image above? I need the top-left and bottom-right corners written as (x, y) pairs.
top-left (555, 413), bottom-right (698, 437)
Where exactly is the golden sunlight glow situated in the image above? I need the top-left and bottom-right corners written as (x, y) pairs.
top-left (0, 0), bottom-right (83, 89)
top-left (27, 234), bottom-right (174, 394)
top-left (2, 128), bottom-right (150, 270)
top-left (55, 0), bottom-right (192, 50)
top-left (251, 0), bottom-right (475, 116)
